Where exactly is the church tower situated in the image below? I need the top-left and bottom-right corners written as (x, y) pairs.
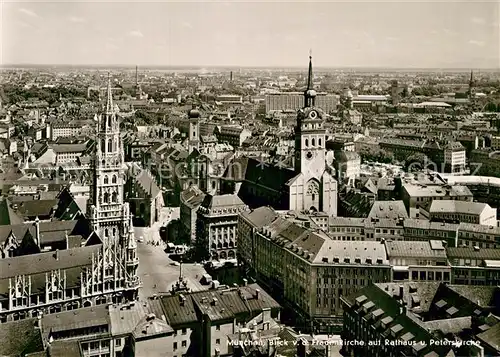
top-left (295, 55), bottom-right (327, 180)
top-left (188, 106), bottom-right (200, 153)
top-left (288, 55), bottom-right (337, 216)
top-left (87, 74), bottom-right (140, 301)
top-left (468, 70), bottom-right (475, 100)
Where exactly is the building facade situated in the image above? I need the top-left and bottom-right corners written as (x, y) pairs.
top-left (86, 76), bottom-right (140, 301)
top-left (196, 194), bottom-right (249, 261)
top-left (265, 92), bottom-right (338, 114)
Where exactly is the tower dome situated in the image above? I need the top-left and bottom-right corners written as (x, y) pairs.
top-left (188, 108), bottom-right (201, 119)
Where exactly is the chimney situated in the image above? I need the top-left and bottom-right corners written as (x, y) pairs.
top-left (34, 314), bottom-right (42, 329)
top-left (54, 250), bottom-right (59, 261)
top-left (212, 297), bottom-right (218, 306)
top-left (34, 217), bottom-right (40, 248)
top-left (65, 230), bottom-right (69, 249)
top-left (262, 308), bottom-right (271, 326)
top-left (242, 278), bottom-right (248, 286)
top-left (255, 289), bottom-right (260, 300)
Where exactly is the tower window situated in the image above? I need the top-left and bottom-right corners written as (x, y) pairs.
top-left (112, 191), bottom-right (118, 203)
top-left (101, 139), bottom-right (105, 153)
top-left (312, 138), bottom-right (315, 146)
top-left (113, 228), bottom-right (117, 237)
top-left (305, 139), bottom-right (309, 147)
top-left (104, 176), bottom-right (109, 184)
top-left (105, 229), bottom-right (109, 237)
top-left (112, 175), bottom-right (117, 184)
top-left (312, 194), bottom-right (316, 201)
top-left (319, 138), bottom-right (322, 147)
top-left (104, 192), bottom-right (110, 203)
top-left (108, 140), bottom-right (112, 152)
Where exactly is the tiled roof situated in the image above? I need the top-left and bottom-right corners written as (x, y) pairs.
top-left (0, 318), bottom-right (44, 356)
top-left (385, 240), bottom-right (446, 259)
top-left (51, 143), bottom-right (88, 154)
top-left (344, 283), bottom-right (452, 357)
top-left (447, 247), bottom-right (500, 260)
top-left (0, 219), bottom-right (81, 244)
top-left (161, 284), bottom-right (280, 326)
top-left (0, 198), bottom-right (24, 226)
top-left (423, 316), bottom-right (472, 335)
top-left (368, 201), bottom-right (408, 220)
top-left (17, 199), bottom-right (58, 218)
top-left (476, 322), bottom-right (500, 353)
top-left (134, 169), bottom-right (161, 198)
top-left (240, 206), bottom-right (279, 229)
top-left (47, 340), bottom-right (81, 357)
top-left (201, 194), bottom-right (246, 210)
top-left (430, 200), bottom-right (490, 216)
top-left (42, 305), bottom-right (110, 339)
top-left (314, 240), bottom-right (389, 265)
top-left (180, 185), bottom-right (206, 209)
top-left (243, 157), bottom-right (296, 192)
top-left (0, 244), bottom-right (101, 279)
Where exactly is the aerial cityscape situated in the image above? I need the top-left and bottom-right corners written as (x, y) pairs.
top-left (0, 1), bottom-right (500, 357)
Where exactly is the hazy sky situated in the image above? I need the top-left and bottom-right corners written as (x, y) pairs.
top-left (1, 0), bottom-right (499, 68)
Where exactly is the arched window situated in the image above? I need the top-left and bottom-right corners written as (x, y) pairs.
top-left (112, 191), bottom-right (118, 203)
top-left (104, 176), bottom-right (109, 184)
top-left (104, 192), bottom-right (110, 203)
top-left (107, 117), bottom-right (111, 128)
top-left (305, 139), bottom-right (309, 147)
top-left (319, 138), bottom-right (322, 147)
top-left (108, 140), bottom-right (112, 153)
top-left (101, 139), bottom-right (105, 153)
top-left (312, 138), bottom-right (315, 146)
top-left (112, 175), bottom-right (117, 184)
top-left (113, 228), bottom-right (117, 237)
top-left (105, 229), bottom-right (109, 237)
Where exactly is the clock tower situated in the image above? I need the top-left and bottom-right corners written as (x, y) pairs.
top-left (295, 55), bottom-right (327, 180)
top-left (288, 55), bottom-right (337, 216)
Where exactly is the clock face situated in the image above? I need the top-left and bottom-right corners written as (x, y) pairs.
top-left (306, 151), bottom-right (313, 160)
top-left (308, 110), bottom-right (318, 119)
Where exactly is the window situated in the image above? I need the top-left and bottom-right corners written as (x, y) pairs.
top-left (312, 138), bottom-right (315, 146)
top-left (182, 328), bottom-right (187, 335)
top-left (216, 325), bottom-right (220, 331)
top-left (305, 139), bottom-right (309, 147)
top-left (216, 339), bottom-right (220, 345)
top-left (104, 176), bottom-right (109, 184)
top-left (173, 342), bottom-right (178, 350)
top-left (112, 175), bottom-right (117, 184)
top-left (182, 340), bottom-right (187, 347)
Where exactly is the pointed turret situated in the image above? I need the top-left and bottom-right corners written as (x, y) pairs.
top-left (304, 55), bottom-right (316, 108)
top-left (106, 72), bottom-right (114, 114)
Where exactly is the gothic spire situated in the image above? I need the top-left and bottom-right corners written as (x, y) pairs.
top-left (306, 53), bottom-right (313, 91)
top-left (106, 72), bottom-right (114, 114)
top-left (304, 53), bottom-right (316, 108)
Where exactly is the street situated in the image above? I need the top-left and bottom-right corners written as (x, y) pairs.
top-left (134, 207), bottom-right (207, 300)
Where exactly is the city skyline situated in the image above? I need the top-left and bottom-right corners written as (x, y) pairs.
top-left (1, 0), bottom-right (499, 69)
